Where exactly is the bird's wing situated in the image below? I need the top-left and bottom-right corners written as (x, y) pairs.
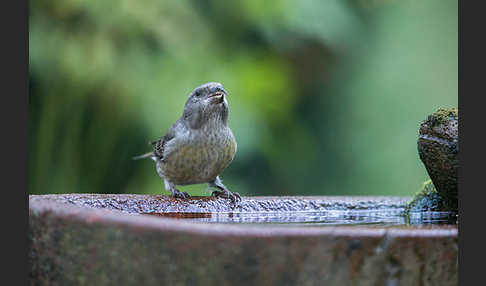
top-left (151, 135), bottom-right (171, 159)
top-left (151, 120), bottom-right (182, 159)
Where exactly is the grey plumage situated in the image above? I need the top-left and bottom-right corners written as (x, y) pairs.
top-left (133, 82), bottom-right (240, 203)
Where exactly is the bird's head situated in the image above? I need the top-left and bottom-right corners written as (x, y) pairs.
top-left (182, 82), bottom-right (230, 129)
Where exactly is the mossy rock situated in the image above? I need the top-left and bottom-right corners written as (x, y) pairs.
top-left (405, 180), bottom-right (453, 212)
top-left (417, 108), bottom-right (458, 211)
top-left (425, 108), bottom-right (458, 129)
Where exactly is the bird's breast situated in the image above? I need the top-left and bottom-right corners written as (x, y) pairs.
top-left (161, 130), bottom-right (236, 185)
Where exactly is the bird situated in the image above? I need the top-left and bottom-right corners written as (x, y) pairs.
top-left (133, 82), bottom-right (241, 203)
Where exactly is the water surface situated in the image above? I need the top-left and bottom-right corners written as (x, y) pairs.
top-left (144, 209), bottom-right (457, 227)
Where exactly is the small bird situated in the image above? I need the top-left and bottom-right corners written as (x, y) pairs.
top-left (133, 82), bottom-right (241, 203)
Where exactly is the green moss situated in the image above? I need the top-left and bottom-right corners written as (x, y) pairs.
top-left (405, 180), bottom-right (449, 212)
top-left (426, 108), bottom-right (458, 128)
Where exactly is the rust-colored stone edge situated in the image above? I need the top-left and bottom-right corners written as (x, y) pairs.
top-left (29, 196), bottom-right (457, 239)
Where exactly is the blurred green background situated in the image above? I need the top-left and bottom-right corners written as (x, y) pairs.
top-left (29, 0), bottom-right (457, 197)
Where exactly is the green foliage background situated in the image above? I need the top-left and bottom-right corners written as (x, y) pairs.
top-left (29, 0), bottom-right (457, 197)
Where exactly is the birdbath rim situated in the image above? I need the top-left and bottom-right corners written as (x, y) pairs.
top-left (29, 194), bottom-right (457, 238)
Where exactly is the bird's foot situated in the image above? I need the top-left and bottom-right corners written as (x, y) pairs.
top-left (211, 189), bottom-right (242, 204)
top-left (171, 189), bottom-right (191, 199)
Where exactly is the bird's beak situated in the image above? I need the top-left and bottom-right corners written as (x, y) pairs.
top-left (208, 91), bottom-right (225, 104)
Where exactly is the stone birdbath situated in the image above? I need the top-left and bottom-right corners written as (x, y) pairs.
top-left (29, 109), bottom-right (458, 286)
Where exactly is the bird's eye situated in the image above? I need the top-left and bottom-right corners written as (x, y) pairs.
top-left (194, 90), bottom-right (201, 97)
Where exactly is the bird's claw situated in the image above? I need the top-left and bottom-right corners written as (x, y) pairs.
top-left (172, 189), bottom-right (191, 199)
top-left (211, 189), bottom-right (242, 204)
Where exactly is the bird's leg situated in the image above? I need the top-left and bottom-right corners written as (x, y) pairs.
top-left (164, 179), bottom-right (190, 199)
top-left (209, 177), bottom-right (241, 204)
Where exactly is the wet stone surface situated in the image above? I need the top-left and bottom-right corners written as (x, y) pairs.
top-left (35, 193), bottom-right (411, 214)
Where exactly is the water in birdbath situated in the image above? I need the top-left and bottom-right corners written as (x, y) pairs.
top-left (143, 209), bottom-right (457, 227)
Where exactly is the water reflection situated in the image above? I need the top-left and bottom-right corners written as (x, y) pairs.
top-left (144, 209), bottom-right (457, 227)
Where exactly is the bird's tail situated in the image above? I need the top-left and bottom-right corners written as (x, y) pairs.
top-left (132, 152), bottom-right (154, 160)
